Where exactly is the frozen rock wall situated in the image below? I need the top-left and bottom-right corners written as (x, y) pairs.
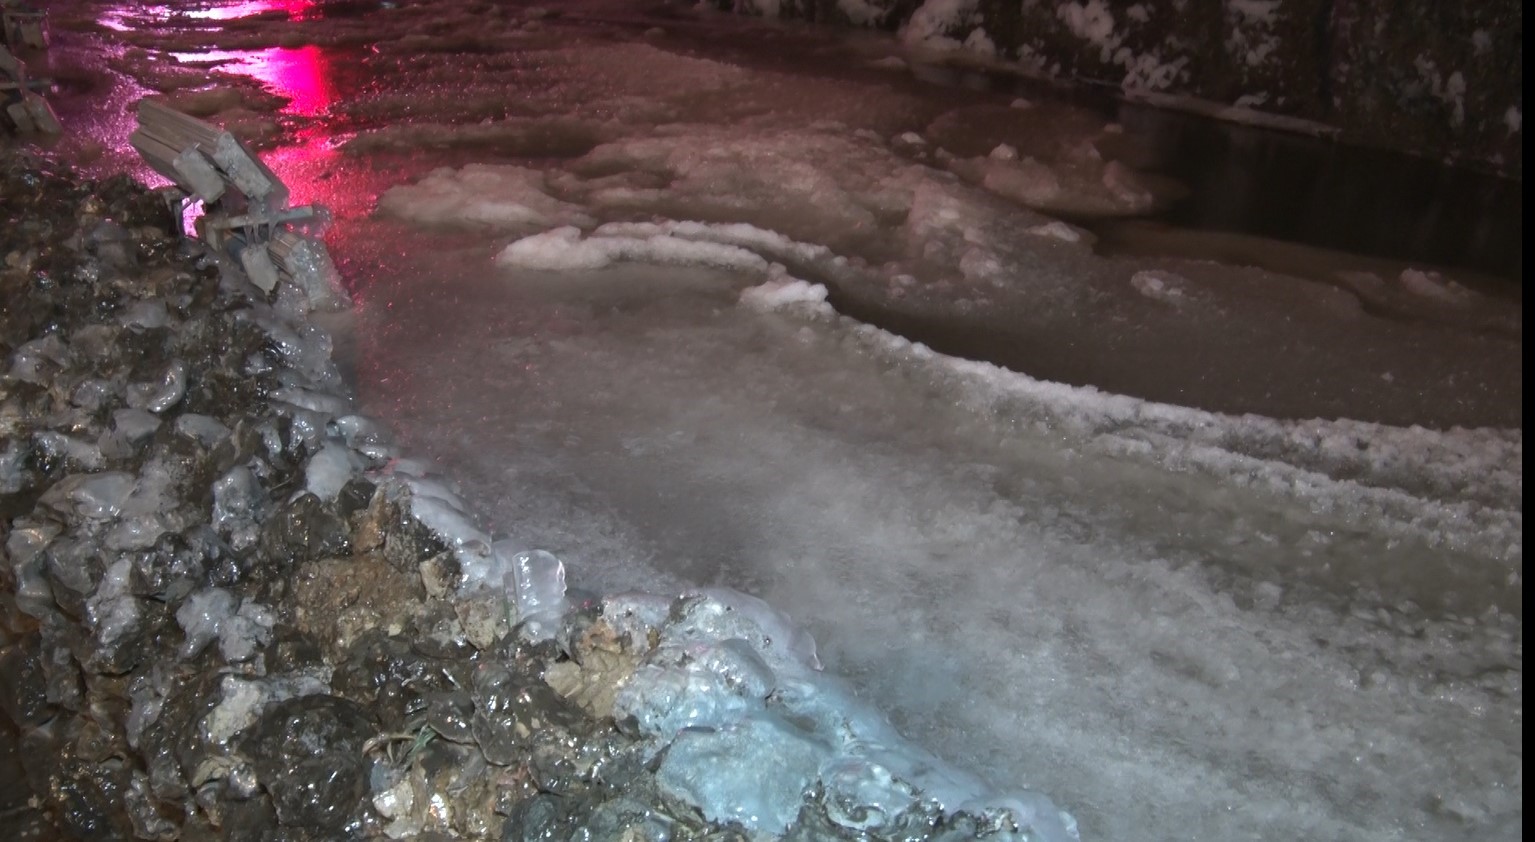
top-left (728, 0), bottom-right (1524, 173)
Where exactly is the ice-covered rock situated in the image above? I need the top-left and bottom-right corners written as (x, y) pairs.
top-left (8, 335), bottom-right (69, 384)
top-left (174, 413), bottom-right (231, 446)
top-left (41, 471), bottom-right (137, 520)
top-left (33, 431), bottom-right (105, 471)
top-left (270, 384), bottom-right (352, 415)
top-left (85, 557), bottom-right (143, 649)
top-left (212, 465), bottom-right (268, 550)
top-left (250, 307), bottom-right (344, 388)
top-left (176, 588), bottom-right (277, 662)
top-left (202, 670), bottom-right (331, 747)
top-left (594, 589), bottom-right (1079, 841)
top-left (4, 520), bottom-right (59, 617)
top-left (656, 712), bottom-right (827, 833)
top-left (333, 413), bottom-right (397, 462)
top-left (125, 360), bottom-right (188, 414)
top-left (111, 408), bottom-right (162, 444)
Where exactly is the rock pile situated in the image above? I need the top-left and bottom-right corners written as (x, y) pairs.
top-left (0, 152), bottom-right (1076, 841)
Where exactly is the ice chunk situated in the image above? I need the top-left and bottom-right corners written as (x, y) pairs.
top-left (402, 481), bottom-right (489, 551)
top-left (0, 435), bottom-right (19, 486)
top-left (989, 143), bottom-right (1019, 161)
top-left (1398, 268), bottom-right (1474, 304)
top-left (616, 661), bottom-right (755, 735)
top-left (656, 713), bottom-right (829, 833)
top-left (176, 588), bottom-right (236, 659)
top-left (203, 671), bottom-right (330, 746)
top-left (104, 512), bottom-right (171, 551)
top-left (739, 276), bottom-right (833, 313)
top-left (332, 414), bottom-right (394, 455)
top-left (126, 665), bottom-right (173, 750)
top-left (1101, 160), bottom-right (1154, 209)
top-left (690, 637), bottom-right (777, 699)
top-left (591, 220), bottom-right (839, 269)
top-left (4, 520), bottom-right (59, 569)
top-left (278, 235), bottom-right (351, 314)
top-left (70, 379), bottom-right (117, 411)
top-left (304, 439), bottom-right (361, 502)
top-left (595, 589), bottom-right (1077, 838)
top-left (396, 471), bottom-right (469, 510)
top-left (615, 638), bottom-right (776, 736)
top-left (900, 0), bottom-right (982, 51)
top-left (496, 225), bottom-right (772, 274)
top-left (500, 546), bottom-right (568, 638)
top-left (272, 399), bottom-right (331, 453)
top-left (1025, 221), bottom-right (1085, 243)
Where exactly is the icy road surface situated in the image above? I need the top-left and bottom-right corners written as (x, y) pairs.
top-left (43, 0), bottom-right (1522, 839)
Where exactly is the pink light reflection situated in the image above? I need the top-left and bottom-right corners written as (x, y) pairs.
top-left (170, 45), bottom-right (337, 117)
top-left (247, 44), bottom-right (334, 116)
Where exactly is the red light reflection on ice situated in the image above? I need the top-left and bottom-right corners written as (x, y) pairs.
top-left (169, 45), bottom-right (336, 117)
top-left (246, 44), bottom-right (334, 117)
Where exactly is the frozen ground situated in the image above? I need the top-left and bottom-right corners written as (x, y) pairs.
top-left (32, 1), bottom-right (1522, 840)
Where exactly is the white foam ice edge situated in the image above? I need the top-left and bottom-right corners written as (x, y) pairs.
top-left (491, 220), bottom-right (1522, 562)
